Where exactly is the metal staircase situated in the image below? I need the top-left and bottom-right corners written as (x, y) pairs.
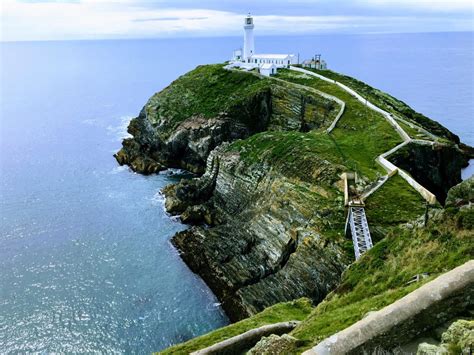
top-left (345, 205), bottom-right (373, 260)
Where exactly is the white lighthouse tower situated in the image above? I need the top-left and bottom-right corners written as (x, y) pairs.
top-left (227, 13), bottom-right (297, 76)
top-left (243, 13), bottom-right (255, 62)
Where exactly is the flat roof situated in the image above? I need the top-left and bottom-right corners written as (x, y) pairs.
top-left (260, 63), bottom-right (276, 69)
top-left (251, 54), bottom-right (294, 59)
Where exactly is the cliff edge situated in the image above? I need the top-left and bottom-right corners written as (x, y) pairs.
top-left (115, 64), bottom-right (472, 324)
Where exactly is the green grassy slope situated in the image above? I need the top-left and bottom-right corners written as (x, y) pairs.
top-left (144, 64), bottom-right (271, 136)
top-left (365, 174), bottom-right (427, 240)
top-left (157, 65), bottom-right (456, 353)
top-left (275, 69), bottom-right (402, 180)
top-left (159, 298), bottom-right (313, 354)
top-left (305, 67), bottom-right (459, 143)
top-left (291, 207), bottom-right (474, 352)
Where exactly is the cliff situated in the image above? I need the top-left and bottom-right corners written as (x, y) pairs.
top-left (115, 64), bottom-right (473, 327)
top-left (115, 65), bottom-right (341, 175)
top-left (161, 178), bottom-right (474, 354)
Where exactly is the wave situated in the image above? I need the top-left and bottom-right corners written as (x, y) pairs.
top-left (106, 116), bottom-right (133, 141)
top-left (109, 165), bottom-right (129, 175)
top-left (159, 168), bottom-right (187, 176)
top-left (150, 190), bottom-right (181, 222)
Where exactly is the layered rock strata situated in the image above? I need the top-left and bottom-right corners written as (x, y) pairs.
top-left (167, 146), bottom-right (348, 320)
top-left (115, 64), bottom-right (473, 323)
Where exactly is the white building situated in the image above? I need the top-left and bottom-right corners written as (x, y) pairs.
top-left (259, 63), bottom-right (277, 76)
top-left (229, 14), bottom-right (297, 76)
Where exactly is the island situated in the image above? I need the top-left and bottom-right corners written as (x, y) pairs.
top-left (115, 63), bottom-right (474, 354)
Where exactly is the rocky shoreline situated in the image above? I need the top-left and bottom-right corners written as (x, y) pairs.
top-left (115, 64), bottom-right (473, 322)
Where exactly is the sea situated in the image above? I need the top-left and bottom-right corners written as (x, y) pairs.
top-left (1, 32), bottom-right (473, 353)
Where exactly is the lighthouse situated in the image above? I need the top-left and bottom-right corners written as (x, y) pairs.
top-left (243, 13), bottom-right (255, 62)
top-left (228, 13), bottom-right (297, 76)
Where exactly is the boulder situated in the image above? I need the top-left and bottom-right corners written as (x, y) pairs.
top-left (417, 320), bottom-right (474, 355)
top-left (247, 334), bottom-right (300, 354)
top-left (445, 176), bottom-right (474, 208)
top-left (416, 343), bottom-right (445, 355)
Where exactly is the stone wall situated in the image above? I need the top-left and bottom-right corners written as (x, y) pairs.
top-left (304, 260), bottom-right (474, 355)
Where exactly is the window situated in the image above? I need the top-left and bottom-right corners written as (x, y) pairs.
top-left (246, 18), bottom-right (252, 25)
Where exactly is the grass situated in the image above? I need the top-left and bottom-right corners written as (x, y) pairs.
top-left (146, 65), bottom-right (344, 140)
top-left (396, 119), bottom-right (433, 141)
top-left (227, 131), bottom-right (345, 183)
top-left (159, 298), bottom-right (313, 354)
top-left (275, 69), bottom-right (402, 180)
top-left (145, 64), bottom-right (272, 136)
top-left (156, 64), bottom-right (466, 353)
top-left (303, 67), bottom-right (459, 143)
top-left (364, 174), bottom-right (427, 239)
top-left (291, 207), bottom-right (474, 352)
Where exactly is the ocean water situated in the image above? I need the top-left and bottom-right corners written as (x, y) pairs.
top-left (1, 32), bottom-right (473, 352)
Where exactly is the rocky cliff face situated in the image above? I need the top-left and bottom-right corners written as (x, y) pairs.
top-left (167, 146), bottom-right (348, 320)
top-left (388, 141), bottom-right (470, 204)
top-left (115, 65), bottom-right (340, 175)
top-left (115, 64), bottom-right (472, 323)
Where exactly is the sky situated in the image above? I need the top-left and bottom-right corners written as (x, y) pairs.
top-left (1, 0), bottom-right (473, 42)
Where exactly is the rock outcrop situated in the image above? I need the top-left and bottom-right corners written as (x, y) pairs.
top-left (417, 319), bottom-right (474, 354)
top-left (388, 142), bottom-right (471, 203)
top-left (116, 64), bottom-right (473, 326)
top-left (248, 334), bottom-right (301, 354)
top-left (115, 65), bottom-right (341, 175)
top-left (168, 145), bottom-right (348, 320)
top-left (115, 65), bottom-right (349, 320)
top-left (446, 175), bottom-right (474, 207)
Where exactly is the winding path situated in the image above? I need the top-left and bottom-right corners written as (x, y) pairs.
top-left (289, 66), bottom-right (437, 205)
top-left (226, 64), bottom-right (438, 259)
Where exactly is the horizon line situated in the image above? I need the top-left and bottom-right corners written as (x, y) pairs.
top-left (1, 29), bottom-right (472, 44)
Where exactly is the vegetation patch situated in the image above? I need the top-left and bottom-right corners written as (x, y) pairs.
top-left (159, 298), bottom-right (313, 354)
top-left (275, 69), bottom-right (402, 180)
top-left (396, 120), bottom-right (433, 141)
top-left (303, 67), bottom-right (458, 143)
top-left (228, 131), bottom-right (345, 183)
top-left (145, 65), bottom-right (271, 131)
top-left (364, 174), bottom-right (426, 236)
top-left (290, 207), bottom-right (474, 352)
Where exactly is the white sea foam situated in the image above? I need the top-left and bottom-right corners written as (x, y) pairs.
top-left (206, 302), bottom-right (222, 311)
top-left (169, 215), bottom-right (181, 222)
top-left (159, 168), bottom-right (187, 176)
top-left (106, 116), bottom-right (133, 141)
top-left (150, 191), bottom-right (166, 208)
top-left (109, 165), bottom-right (129, 175)
top-left (150, 190), bottom-right (182, 223)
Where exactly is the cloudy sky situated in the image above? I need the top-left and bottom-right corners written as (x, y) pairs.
top-left (1, 0), bottom-right (473, 41)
